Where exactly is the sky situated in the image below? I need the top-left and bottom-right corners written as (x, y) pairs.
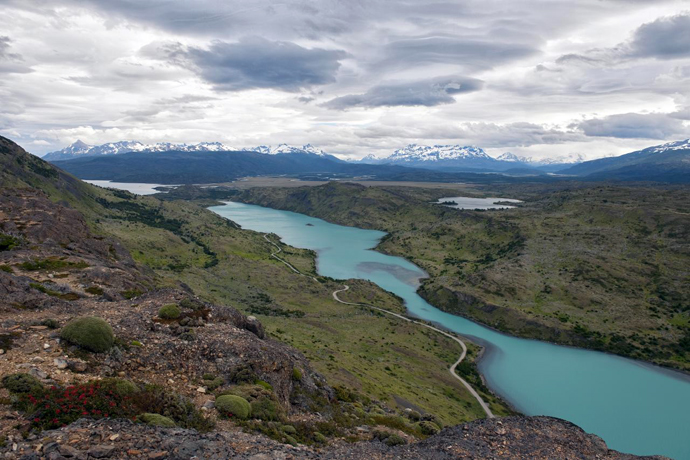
top-left (0, 0), bottom-right (689, 160)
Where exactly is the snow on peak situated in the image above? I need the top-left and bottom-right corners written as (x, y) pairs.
top-left (494, 152), bottom-right (585, 165)
top-left (496, 152), bottom-right (522, 162)
top-left (387, 144), bottom-right (491, 162)
top-left (649, 138), bottom-right (690, 153)
top-left (246, 144), bottom-right (328, 156)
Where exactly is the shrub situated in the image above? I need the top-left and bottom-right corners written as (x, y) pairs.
top-left (421, 413), bottom-right (444, 428)
top-left (0, 234), bottom-right (19, 252)
top-left (120, 289), bottom-right (143, 300)
top-left (139, 413), bottom-right (176, 428)
top-left (284, 435), bottom-right (298, 446)
top-left (40, 319), bottom-right (59, 329)
top-left (281, 424), bottom-right (297, 435)
top-left (204, 377), bottom-right (224, 391)
top-left (131, 385), bottom-right (214, 432)
top-left (292, 367), bottom-right (302, 381)
top-left (100, 378), bottom-right (138, 397)
top-left (85, 286), bottom-right (104, 296)
top-left (255, 380), bottom-right (273, 391)
top-left (385, 433), bottom-right (406, 446)
top-left (0, 264), bottom-right (13, 273)
top-left (158, 304), bottom-right (181, 320)
top-left (180, 298), bottom-right (203, 310)
top-left (2, 373), bottom-right (43, 394)
top-left (417, 420), bottom-right (440, 435)
top-left (215, 395), bottom-right (251, 420)
top-left (313, 432), bottom-right (327, 443)
top-left (250, 397), bottom-right (284, 422)
top-left (18, 381), bottom-right (137, 431)
top-left (60, 317), bottom-right (114, 353)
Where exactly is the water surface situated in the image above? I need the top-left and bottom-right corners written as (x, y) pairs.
top-left (436, 196), bottom-right (522, 210)
top-left (210, 201), bottom-right (690, 459)
top-left (84, 180), bottom-right (174, 195)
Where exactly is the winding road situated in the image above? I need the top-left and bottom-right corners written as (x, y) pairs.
top-left (264, 234), bottom-right (495, 419)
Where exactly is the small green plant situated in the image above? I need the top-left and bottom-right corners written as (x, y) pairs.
top-left (120, 288), bottom-right (143, 300)
top-left (255, 380), bottom-right (273, 391)
top-left (417, 420), bottom-right (440, 435)
top-left (2, 373), bottom-right (43, 394)
top-left (204, 377), bottom-right (224, 391)
top-left (40, 319), bottom-right (59, 329)
top-left (85, 286), bottom-right (104, 295)
top-left (100, 378), bottom-right (138, 397)
top-left (215, 395), bottom-right (251, 420)
top-left (139, 413), bottom-right (176, 428)
top-left (130, 340), bottom-right (143, 347)
top-left (158, 304), bottom-right (181, 320)
top-left (60, 317), bottom-right (114, 353)
top-left (0, 264), bottom-right (13, 273)
top-left (292, 367), bottom-right (302, 381)
top-left (0, 234), bottom-right (19, 252)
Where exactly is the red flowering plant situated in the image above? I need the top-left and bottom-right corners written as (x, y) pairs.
top-left (18, 381), bottom-right (138, 430)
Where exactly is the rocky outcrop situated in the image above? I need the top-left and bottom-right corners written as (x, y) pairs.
top-left (2, 416), bottom-right (666, 459)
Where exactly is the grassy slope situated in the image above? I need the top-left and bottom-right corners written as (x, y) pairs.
top-left (238, 182), bottom-right (690, 372)
top-left (97, 194), bottom-right (510, 423)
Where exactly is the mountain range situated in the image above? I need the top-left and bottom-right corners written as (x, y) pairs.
top-left (43, 139), bottom-right (690, 183)
top-left (42, 141), bottom-right (332, 162)
top-left (359, 144), bottom-right (583, 172)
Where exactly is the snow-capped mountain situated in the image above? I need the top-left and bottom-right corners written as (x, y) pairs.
top-left (495, 152), bottom-right (585, 166)
top-left (359, 144), bottom-right (501, 171)
top-left (388, 144), bottom-right (492, 162)
top-left (246, 144), bottom-right (328, 156)
top-left (648, 138), bottom-right (690, 153)
top-left (43, 140), bottom-right (331, 161)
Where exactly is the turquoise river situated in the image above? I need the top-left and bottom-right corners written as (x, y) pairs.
top-left (210, 201), bottom-right (690, 459)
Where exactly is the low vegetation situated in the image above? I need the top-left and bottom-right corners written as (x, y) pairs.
top-left (60, 317), bottom-right (115, 353)
top-left (239, 182), bottom-right (690, 371)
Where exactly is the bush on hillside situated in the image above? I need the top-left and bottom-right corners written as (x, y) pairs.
top-left (2, 373), bottom-right (43, 394)
top-left (158, 304), bottom-right (181, 320)
top-left (215, 395), bottom-right (251, 420)
top-left (139, 413), bottom-right (176, 428)
top-left (60, 317), bottom-right (114, 353)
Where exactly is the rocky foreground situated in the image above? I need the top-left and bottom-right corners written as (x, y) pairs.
top-left (0, 136), bottom-right (668, 459)
top-left (2, 416), bottom-right (664, 459)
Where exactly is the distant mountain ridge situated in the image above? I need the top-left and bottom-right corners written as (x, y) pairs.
top-left (43, 140), bottom-right (332, 161)
top-left (360, 144), bottom-right (583, 172)
top-left (559, 138), bottom-right (690, 182)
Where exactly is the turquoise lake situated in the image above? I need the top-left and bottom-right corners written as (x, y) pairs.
top-left (210, 201), bottom-right (690, 459)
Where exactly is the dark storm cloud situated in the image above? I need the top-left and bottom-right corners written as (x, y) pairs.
top-left (148, 37), bottom-right (349, 92)
top-left (628, 13), bottom-right (690, 59)
top-left (323, 76), bottom-right (483, 110)
top-left (574, 113), bottom-right (689, 139)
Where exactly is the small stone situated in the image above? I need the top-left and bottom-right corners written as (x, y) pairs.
top-left (29, 368), bottom-right (48, 379)
top-left (109, 434), bottom-right (119, 441)
top-left (127, 451), bottom-right (142, 456)
top-left (0, 349), bottom-right (4, 355)
top-left (68, 361), bottom-right (87, 373)
top-left (58, 445), bottom-right (80, 457)
top-left (196, 387), bottom-right (206, 393)
top-left (87, 445), bottom-right (115, 458)
top-left (202, 400), bottom-right (215, 410)
top-left (54, 358), bottom-right (68, 370)
top-left (148, 452), bottom-right (168, 459)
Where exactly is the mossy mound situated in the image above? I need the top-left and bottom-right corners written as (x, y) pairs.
top-left (139, 413), bottom-right (176, 428)
top-left (158, 304), bottom-right (181, 320)
top-left (2, 373), bottom-right (43, 394)
top-left (418, 420), bottom-right (441, 435)
top-left (60, 317), bottom-right (114, 353)
top-left (101, 378), bottom-right (138, 396)
top-left (215, 395), bottom-right (251, 420)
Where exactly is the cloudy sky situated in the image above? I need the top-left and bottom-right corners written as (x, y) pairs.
top-left (1, 0), bottom-right (689, 160)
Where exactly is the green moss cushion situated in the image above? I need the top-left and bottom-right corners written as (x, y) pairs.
top-left (60, 316), bottom-right (114, 353)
